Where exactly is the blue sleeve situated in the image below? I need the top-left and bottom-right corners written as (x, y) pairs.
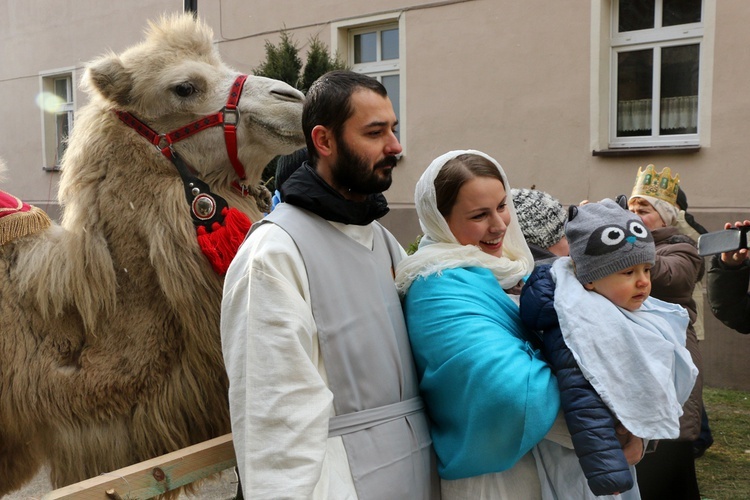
top-left (404, 266), bottom-right (559, 480)
top-left (521, 265), bottom-right (635, 496)
top-left (270, 190), bottom-right (282, 212)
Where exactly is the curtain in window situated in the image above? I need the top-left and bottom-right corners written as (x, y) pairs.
top-left (618, 95), bottom-right (697, 132)
top-left (618, 98), bottom-right (652, 132)
top-left (660, 95), bottom-right (698, 130)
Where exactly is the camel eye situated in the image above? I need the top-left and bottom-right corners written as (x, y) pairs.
top-left (174, 82), bottom-right (196, 97)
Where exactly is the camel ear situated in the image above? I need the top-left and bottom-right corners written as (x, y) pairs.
top-left (85, 54), bottom-right (133, 107)
top-left (615, 194), bottom-right (628, 209)
top-left (568, 205), bottom-right (578, 221)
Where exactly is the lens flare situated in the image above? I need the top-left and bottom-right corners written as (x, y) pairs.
top-left (35, 92), bottom-right (65, 113)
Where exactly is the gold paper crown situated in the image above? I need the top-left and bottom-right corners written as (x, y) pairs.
top-left (631, 164), bottom-right (680, 206)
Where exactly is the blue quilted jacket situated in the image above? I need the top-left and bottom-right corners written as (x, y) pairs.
top-left (520, 264), bottom-right (634, 496)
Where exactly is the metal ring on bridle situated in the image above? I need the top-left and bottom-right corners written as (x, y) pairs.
top-left (191, 193), bottom-right (217, 220)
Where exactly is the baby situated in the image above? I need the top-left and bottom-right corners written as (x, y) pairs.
top-left (520, 197), bottom-right (698, 498)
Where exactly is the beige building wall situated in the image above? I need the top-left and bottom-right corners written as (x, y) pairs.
top-left (3, 1), bottom-right (747, 229)
top-left (198, 0), bottom-right (747, 240)
top-left (1, 0), bottom-right (748, 388)
top-left (0, 0), bottom-right (177, 217)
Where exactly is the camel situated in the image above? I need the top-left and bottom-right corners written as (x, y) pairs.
top-left (0, 13), bottom-right (304, 495)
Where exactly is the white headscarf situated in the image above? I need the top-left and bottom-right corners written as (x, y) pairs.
top-left (395, 150), bottom-right (534, 294)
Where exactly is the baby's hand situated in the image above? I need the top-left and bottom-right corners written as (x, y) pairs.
top-left (615, 423), bottom-right (644, 465)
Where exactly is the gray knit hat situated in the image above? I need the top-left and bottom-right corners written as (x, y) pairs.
top-left (511, 188), bottom-right (567, 249)
top-left (567, 197), bottom-right (655, 284)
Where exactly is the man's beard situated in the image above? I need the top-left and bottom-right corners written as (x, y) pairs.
top-left (331, 137), bottom-right (398, 196)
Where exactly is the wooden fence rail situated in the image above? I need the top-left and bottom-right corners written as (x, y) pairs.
top-left (42, 433), bottom-right (237, 500)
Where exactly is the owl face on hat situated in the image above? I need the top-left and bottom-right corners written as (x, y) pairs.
top-left (584, 219), bottom-right (652, 256)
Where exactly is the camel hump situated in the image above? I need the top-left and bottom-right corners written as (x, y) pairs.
top-left (0, 189), bottom-right (52, 245)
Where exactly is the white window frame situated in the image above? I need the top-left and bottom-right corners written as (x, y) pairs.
top-left (331, 13), bottom-right (406, 151)
top-left (349, 24), bottom-right (400, 75)
top-left (597, 0), bottom-right (716, 150)
top-left (39, 68), bottom-right (76, 171)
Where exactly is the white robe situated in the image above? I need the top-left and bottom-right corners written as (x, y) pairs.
top-left (221, 221), bottom-right (385, 498)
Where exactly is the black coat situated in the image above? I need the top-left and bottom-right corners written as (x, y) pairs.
top-left (706, 255), bottom-right (750, 334)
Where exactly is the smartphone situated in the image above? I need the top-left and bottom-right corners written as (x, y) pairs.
top-left (697, 227), bottom-right (750, 257)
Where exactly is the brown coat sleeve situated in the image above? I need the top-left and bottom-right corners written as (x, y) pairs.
top-left (650, 238), bottom-right (702, 323)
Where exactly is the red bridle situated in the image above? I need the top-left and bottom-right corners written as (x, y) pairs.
top-left (115, 74), bottom-right (249, 183)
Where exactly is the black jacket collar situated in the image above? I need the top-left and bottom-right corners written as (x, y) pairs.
top-left (281, 163), bottom-right (389, 226)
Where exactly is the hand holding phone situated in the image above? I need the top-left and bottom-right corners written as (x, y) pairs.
top-left (698, 220), bottom-right (750, 263)
top-left (721, 221), bottom-right (750, 265)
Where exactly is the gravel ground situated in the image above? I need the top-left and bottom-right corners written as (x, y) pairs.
top-left (4, 466), bottom-right (239, 500)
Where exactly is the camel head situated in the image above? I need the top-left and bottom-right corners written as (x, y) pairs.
top-left (81, 13), bottom-right (305, 189)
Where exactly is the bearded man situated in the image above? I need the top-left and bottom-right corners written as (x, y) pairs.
top-left (221, 70), bottom-right (440, 499)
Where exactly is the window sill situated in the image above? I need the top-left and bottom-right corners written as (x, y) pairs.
top-left (592, 145), bottom-right (701, 157)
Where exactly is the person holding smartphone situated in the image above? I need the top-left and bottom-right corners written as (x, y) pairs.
top-left (706, 220), bottom-right (750, 334)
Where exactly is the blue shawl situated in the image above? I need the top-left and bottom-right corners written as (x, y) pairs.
top-left (404, 266), bottom-right (560, 479)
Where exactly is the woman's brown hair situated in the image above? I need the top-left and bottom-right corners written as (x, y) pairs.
top-left (434, 154), bottom-right (505, 218)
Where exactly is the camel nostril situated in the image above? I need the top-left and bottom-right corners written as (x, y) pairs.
top-left (271, 88), bottom-right (304, 102)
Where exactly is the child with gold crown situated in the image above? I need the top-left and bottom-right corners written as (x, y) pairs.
top-left (627, 164), bottom-right (705, 500)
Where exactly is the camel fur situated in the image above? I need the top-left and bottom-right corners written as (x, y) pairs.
top-left (0, 13), bottom-right (304, 495)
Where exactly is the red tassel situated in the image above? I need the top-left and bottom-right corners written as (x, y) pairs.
top-left (196, 207), bottom-right (252, 275)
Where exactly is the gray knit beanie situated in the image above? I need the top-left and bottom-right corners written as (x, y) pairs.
top-left (567, 198), bottom-right (655, 284)
top-left (511, 188), bottom-right (567, 249)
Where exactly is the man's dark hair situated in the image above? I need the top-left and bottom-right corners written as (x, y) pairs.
top-left (302, 70), bottom-right (387, 166)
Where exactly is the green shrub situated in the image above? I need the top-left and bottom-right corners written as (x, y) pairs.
top-left (254, 31), bottom-right (348, 185)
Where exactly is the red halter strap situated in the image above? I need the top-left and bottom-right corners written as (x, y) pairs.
top-left (115, 74), bottom-right (249, 182)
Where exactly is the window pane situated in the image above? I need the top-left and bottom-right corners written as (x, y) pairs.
top-left (660, 44), bottom-right (699, 135)
top-left (617, 49), bottom-right (653, 136)
top-left (56, 112), bottom-right (70, 161)
top-left (354, 32), bottom-right (377, 64)
top-left (381, 29), bottom-right (399, 60)
top-left (382, 75), bottom-right (400, 140)
top-left (663, 0), bottom-right (702, 27)
top-left (54, 78), bottom-right (69, 102)
top-left (619, 0), bottom-right (654, 32)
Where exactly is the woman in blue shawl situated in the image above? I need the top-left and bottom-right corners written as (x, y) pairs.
top-left (395, 150), bottom-right (561, 499)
